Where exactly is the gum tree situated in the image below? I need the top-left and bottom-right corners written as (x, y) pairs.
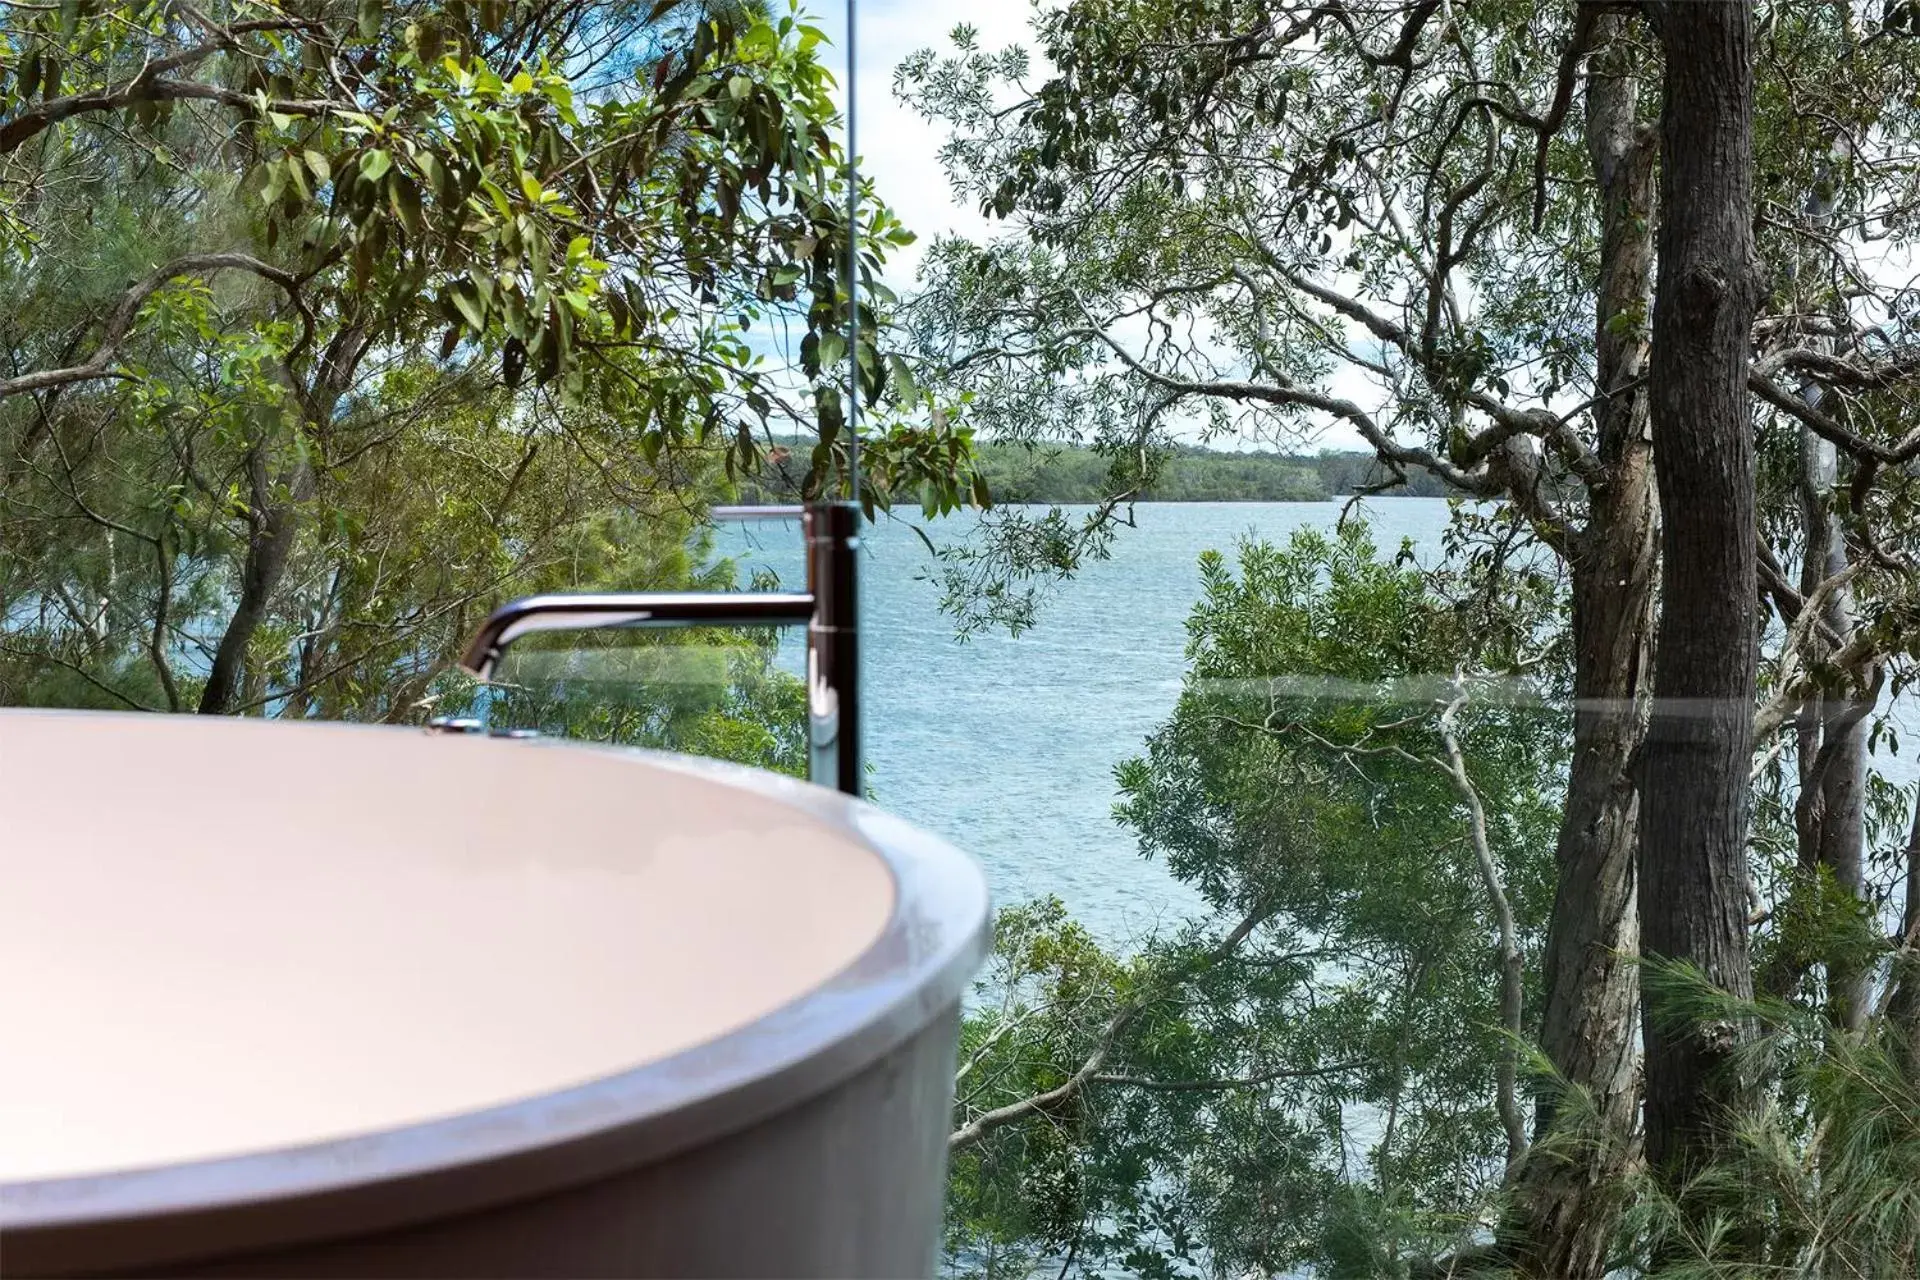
top-left (902, 0), bottom-right (1920, 1267)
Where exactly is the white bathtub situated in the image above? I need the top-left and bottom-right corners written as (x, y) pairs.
top-left (0, 712), bottom-right (990, 1277)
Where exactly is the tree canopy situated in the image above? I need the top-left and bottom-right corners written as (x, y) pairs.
top-left (0, 0), bottom-right (975, 721)
top-left (9, 1), bottom-right (1920, 1275)
top-left (902, 0), bottom-right (1920, 1272)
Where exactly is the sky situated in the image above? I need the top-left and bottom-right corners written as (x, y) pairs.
top-left (814, 0), bottom-right (1035, 284)
top-left (806, 0), bottom-right (1374, 453)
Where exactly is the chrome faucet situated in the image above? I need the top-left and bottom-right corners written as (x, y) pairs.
top-left (453, 502), bottom-right (862, 795)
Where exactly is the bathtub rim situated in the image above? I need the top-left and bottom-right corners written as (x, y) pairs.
top-left (0, 711), bottom-right (991, 1275)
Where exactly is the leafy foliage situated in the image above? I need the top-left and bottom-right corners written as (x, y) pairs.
top-left (1624, 958), bottom-right (1920, 1277)
top-left (1, 0), bottom-right (980, 719)
top-left (947, 521), bottom-right (1567, 1277)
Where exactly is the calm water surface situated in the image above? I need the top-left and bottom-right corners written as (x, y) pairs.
top-left (715, 500), bottom-right (1458, 940)
top-left (715, 498), bottom-right (1919, 944)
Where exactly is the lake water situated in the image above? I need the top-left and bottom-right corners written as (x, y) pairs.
top-left (715, 498), bottom-right (1920, 945)
top-left (715, 500), bottom-right (1459, 940)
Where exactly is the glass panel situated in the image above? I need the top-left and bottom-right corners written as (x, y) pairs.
top-left (859, 5), bottom-right (1920, 1279)
top-left (0, 1), bottom-right (861, 729)
top-left (439, 509), bottom-right (812, 770)
top-left (457, 626), bottom-right (807, 773)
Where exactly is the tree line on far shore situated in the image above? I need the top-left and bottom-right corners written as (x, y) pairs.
top-left (740, 441), bottom-right (1449, 505)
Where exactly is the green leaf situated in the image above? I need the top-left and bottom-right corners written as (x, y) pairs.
top-left (302, 149), bottom-right (331, 185)
top-left (285, 152), bottom-right (311, 203)
top-left (389, 174), bottom-right (423, 233)
top-left (418, 152), bottom-right (452, 204)
top-left (448, 282), bottom-right (486, 331)
top-left (479, 178), bottom-right (513, 220)
top-left (357, 0), bottom-right (382, 43)
top-left (887, 353), bottom-right (919, 402)
top-left (529, 238), bottom-right (548, 291)
top-left (817, 331), bottom-right (846, 369)
top-left (359, 148), bottom-right (391, 183)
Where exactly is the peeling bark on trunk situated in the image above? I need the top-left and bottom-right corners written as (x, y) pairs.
top-left (1506, 24), bottom-right (1655, 1276)
top-left (1638, 0), bottom-right (1762, 1199)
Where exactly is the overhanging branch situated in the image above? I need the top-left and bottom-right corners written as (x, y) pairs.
top-left (0, 254), bottom-right (304, 400)
top-left (1751, 371), bottom-right (1920, 466)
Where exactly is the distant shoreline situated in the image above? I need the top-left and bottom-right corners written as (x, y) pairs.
top-left (724, 494), bottom-right (1441, 508)
top-left (979, 492), bottom-right (1437, 504)
top-left (737, 444), bottom-right (1449, 506)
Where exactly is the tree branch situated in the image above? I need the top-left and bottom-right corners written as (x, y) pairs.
top-left (0, 641), bottom-right (157, 711)
top-left (1437, 688), bottom-right (1527, 1169)
top-left (1070, 296), bottom-right (1507, 496)
top-left (948, 897), bottom-right (1278, 1154)
top-left (1751, 371), bottom-right (1920, 466)
top-left (1755, 641), bottom-right (1881, 745)
top-left (0, 254), bottom-right (303, 400)
top-left (1091, 1059), bottom-right (1366, 1092)
top-left (1262, 260), bottom-right (1606, 489)
top-left (0, 30), bottom-right (331, 155)
top-left (1530, 3), bottom-right (1606, 229)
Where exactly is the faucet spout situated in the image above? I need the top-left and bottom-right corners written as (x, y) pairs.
top-left (459, 593), bottom-right (816, 681)
top-left (453, 502), bottom-right (860, 794)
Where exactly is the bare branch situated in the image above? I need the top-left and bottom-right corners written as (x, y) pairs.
top-left (1751, 372), bottom-right (1920, 466)
top-left (1759, 344), bottom-right (1920, 394)
top-left (1070, 295), bottom-right (1506, 496)
top-left (1261, 260), bottom-right (1606, 490)
top-left (1437, 689), bottom-right (1527, 1168)
top-left (1530, 4), bottom-right (1605, 229)
top-left (1754, 576), bottom-right (1881, 747)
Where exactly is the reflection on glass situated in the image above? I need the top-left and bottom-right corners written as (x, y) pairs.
top-left (469, 628), bottom-right (806, 778)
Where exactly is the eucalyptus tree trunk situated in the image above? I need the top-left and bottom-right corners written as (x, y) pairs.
top-left (1776, 134), bottom-right (1872, 1032)
top-left (1638, 0), bottom-right (1762, 1196)
top-left (1752, 145), bottom-right (1873, 1029)
top-left (1798, 420), bottom-right (1871, 1030)
top-left (1505, 20), bottom-right (1655, 1275)
top-left (198, 327), bottom-right (368, 716)
top-left (198, 450), bottom-right (313, 715)
top-left (1890, 800), bottom-right (1920, 1082)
